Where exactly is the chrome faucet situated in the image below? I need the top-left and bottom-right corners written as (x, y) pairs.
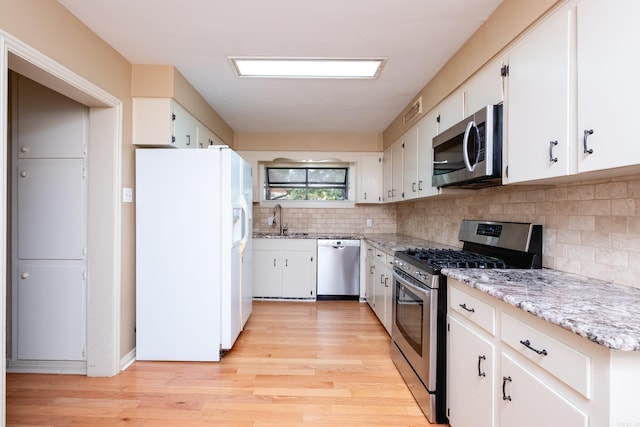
top-left (273, 204), bottom-right (287, 236)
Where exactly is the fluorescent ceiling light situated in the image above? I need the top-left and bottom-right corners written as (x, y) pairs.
top-left (230, 57), bottom-right (386, 79)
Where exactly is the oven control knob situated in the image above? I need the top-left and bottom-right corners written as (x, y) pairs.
top-left (416, 271), bottom-right (426, 279)
top-left (395, 260), bottom-right (404, 267)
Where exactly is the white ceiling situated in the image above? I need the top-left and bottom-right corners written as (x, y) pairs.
top-left (57, 0), bottom-right (503, 133)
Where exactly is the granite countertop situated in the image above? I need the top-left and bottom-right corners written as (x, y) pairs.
top-left (363, 233), bottom-right (456, 253)
top-left (253, 232), bottom-right (361, 240)
top-left (443, 268), bottom-right (640, 351)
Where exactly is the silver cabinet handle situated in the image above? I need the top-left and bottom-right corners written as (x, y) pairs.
top-left (549, 140), bottom-right (558, 163)
top-left (21, 272), bottom-right (29, 280)
top-left (412, 182), bottom-right (417, 192)
top-left (478, 355), bottom-right (486, 377)
top-left (418, 180), bottom-right (423, 191)
top-left (583, 129), bottom-right (594, 154)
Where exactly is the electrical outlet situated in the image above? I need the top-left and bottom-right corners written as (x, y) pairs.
top-left (366, 219), bottom-right (372, 227)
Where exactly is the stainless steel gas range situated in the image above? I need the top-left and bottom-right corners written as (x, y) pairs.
top-left (390, 220), bottom-right (542, 424)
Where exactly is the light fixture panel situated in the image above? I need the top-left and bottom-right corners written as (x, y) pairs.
top-left (230, 57), bottom-right (386, 79)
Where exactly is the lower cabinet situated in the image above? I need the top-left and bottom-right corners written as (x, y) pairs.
top-left (365, 243), bottom-right (392, 335)
top-left (447, 316), bottom-right (495, 427)
top-left (252, 238), bottom-right (316, 299)
top-left (447, 278), bottom-right (640, 427)
top-left (500, 354), bottom-right (587, 427)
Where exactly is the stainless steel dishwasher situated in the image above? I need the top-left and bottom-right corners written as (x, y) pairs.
top-left (317, 239), bottom-right (360, 300)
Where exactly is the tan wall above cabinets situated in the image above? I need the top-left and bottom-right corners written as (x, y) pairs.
top-left (234, 132), bottom-right (382, 152)
top-left (383, 0), bottom-right (560, 147)
top-left (132, 64), bottom-right (234, 146)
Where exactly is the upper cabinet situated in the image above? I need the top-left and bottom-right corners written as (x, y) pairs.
top-left (504, 1), bottom-right (574, 184)
top-left (357, 153), bottom-right (383, 203)
top-left (382, 145), bottom-right (393, 203)
top-left (464, 59), bottom-right (505, 117)
top-left (504, 0), bottom-right (640, 183)
top-left (436, 91), bottom-right (465, 134)
top-left (576, 0), bottom-right (640, 173)
top-left (403, 110), bottom-right (439, 200)
top-left (133, 97), bottom-right (218, 149)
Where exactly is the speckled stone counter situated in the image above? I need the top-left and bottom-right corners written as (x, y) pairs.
top-left (443, 268), bottom-right (640, 351)
top-left (363, 233), bottom-right (455, 254)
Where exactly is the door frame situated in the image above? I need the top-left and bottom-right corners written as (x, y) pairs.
top-left (0, 26), bottom-right (123, 415)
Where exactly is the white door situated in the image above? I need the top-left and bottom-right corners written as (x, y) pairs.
top-left (12, 75), bottom-right (88, 367)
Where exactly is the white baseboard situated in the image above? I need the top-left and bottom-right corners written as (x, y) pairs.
top-left (119, 348), bottom-right (136, 371)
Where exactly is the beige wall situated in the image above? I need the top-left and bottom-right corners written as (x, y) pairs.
top-left (383, 0), bottom-right (561, 146)
top-left (236, 132), bottom-right (382, 152)
top-left (0, 0), bottom-right (136, 359)
top-left (132, 64), bottom-right (235, 146)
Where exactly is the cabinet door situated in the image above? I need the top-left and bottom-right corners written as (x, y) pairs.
top-left (382, 264), bottom-right (393, 334)
top-left (391, 140), bottom-right (404, 201)
top-left (436, 92), bottom-right (464, 133)
top-left (576, 0), bottom-right (640, 172)
top-left (448, 316), bottom-right (495, 427)
top-left (173, 102), bottom-right (197, 149)
top-left (505, 3), bottom-right (574, 183)
top-left (252, 249), bottom-right (282, 297)
top-left (282, 250), bottom-right (316, 298)
top-left (501, 354), bottom-right (588, 427)
top-left (465, 59), bottom-right (505, 116)
top-left (132, 98), bottom-right (174, 146)
top-left (416, 111), bottom-right (439, 198)
top-left (373, 259), bottom-right (387, 326)
top-left (383, 146), bottom-right (393, 203)
top-left (365, 256), bottom-right (375, 309)
top-left (357, 154), bottom-right (382, 203)
top-left (402, 126), bottom-right (419, 200)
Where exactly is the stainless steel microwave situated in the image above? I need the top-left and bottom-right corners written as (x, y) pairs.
top-left (432, 104), bottom-right (503, 188)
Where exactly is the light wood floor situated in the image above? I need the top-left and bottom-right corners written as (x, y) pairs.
top-left (7, 300), bottom-right (447, 426)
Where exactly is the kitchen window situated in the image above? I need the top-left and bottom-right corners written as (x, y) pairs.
top-left (266, 167), bottom-right (348, 201)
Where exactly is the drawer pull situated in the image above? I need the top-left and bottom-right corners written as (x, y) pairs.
top-left (459, 303), bottom-right (475, 313)
top-left (519, 339), bottom-right (548, 356)
top-left (502, 376), bottom-right (512, 401)
top-left (477, 355), bottom-right (486, 377)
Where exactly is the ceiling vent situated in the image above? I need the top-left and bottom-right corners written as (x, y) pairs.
top-left (403, 97), bottom-right (422, 125)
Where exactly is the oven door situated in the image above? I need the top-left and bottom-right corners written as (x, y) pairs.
top-left (391, 268), bottom-right (439, 391)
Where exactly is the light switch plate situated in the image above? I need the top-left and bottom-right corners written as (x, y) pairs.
top-left (123, 187), bottom-right (134, 203)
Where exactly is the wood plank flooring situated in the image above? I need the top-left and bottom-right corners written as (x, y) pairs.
top-left (7, 300), bottom-right (447, 426)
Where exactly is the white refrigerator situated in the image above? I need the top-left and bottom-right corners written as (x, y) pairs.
top-left (135, 147), bottom-right (252, 361)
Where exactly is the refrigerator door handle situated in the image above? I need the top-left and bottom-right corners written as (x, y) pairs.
top-left (239, 196), bottom-right (251, 251)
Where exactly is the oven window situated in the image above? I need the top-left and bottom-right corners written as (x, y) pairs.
top-left (395, 282), bottom-right (424, 356)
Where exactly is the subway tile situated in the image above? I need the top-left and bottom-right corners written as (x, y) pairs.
top-left (580, 231), bottom-right (611, 248)
top-left (595, 182), bottom-right (627, 199)
top-left (594, 248), bottom-right (628, 267)
top-left (580, 200), bottom-right (611, 216)
top-left (567, 185), bottom-right (595, 201)
top-left (580, 261), bottom-right (611, 282)
top-left (595, 216), bottom-right (628, 233)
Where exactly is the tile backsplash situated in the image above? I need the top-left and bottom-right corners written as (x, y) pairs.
top-left (252, 174), bottom-right (640, 289)
top-left (253, 204), bottom-right (397, 236)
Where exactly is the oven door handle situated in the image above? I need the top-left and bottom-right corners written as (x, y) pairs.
top-left (392, 270), bottom-right (430, 298)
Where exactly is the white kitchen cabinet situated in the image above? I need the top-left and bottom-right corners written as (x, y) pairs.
top-left (390, 139), bottom-right (404, 201)
top-left (357, 153), bottom-right (383, 203)
top-left (402, 125), bottom-right (419, 200)
top-left (365, 252), bottom-right (375, 310)
top-left (448, 278), bottom-right (640, 427)
top-left (403, 112), bottom-right (440, 200)
top-left (447, 316), bottom-right (495, 427)
top-left (133, 97), bottom-right (215, 149)
top-left (504, 1), bottom-right (574, 183)
top-left (252, 238), bottom-right (316, 299)
top-left (196, 124), bottom-right (220, 148)
top-left (436, 91), bottom-right (464, 134)
top-left (382, 146), bottom-right (393, 203)
top-left (464, 59), bottom-right (505, 117)
top-left (372, 248), bottom-right (393, 334)
top-left (576, 0), bottom-right (640, 173)
top-left (416, 110), bottom-right (439, 198)
top-left (500, 354), bottom-right (588, 427)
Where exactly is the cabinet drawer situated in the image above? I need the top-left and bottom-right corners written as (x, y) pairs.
top-left (374, 248), bottom-right (390, 265)
top-left (449, 286), bottom-right (495, 336)
top-left (366, 245), bottom-right (375, 259)
top-left (501, 313), bottom-right (591, 398)
top-left (284, 239), bottom-right (316, 251)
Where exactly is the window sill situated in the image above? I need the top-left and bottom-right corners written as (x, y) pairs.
top-left (259, 200), bottom-right (355, 209)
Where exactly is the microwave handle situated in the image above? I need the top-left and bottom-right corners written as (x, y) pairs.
top-left (463, 120), bottom-right (479, 172)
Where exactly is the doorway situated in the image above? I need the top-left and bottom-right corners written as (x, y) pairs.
top-left (8, 73), bottom-right (89, 374)
top-left (1, 29), bottom-right (124, 391)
